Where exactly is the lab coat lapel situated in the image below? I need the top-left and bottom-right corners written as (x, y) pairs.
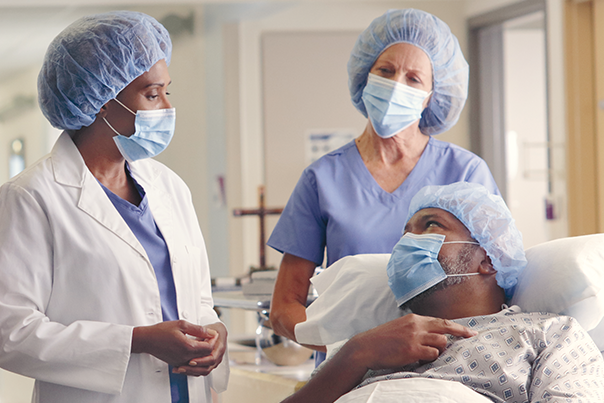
top-left (131, 164), bottom-right (176, 253)
top-left (51, 131), bottom-right (148, 260)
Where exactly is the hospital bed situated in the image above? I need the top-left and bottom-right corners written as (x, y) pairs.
top-left (294, 234), bottom-right (604, 402)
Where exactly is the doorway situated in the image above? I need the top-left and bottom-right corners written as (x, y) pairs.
top-left (469, 0), bottom-right (567, 248)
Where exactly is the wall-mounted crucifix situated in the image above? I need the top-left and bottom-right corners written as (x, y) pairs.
top-left (233, 185), bottom-right (283, 272)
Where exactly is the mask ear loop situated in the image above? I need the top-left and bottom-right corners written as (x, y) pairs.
top-left (442, 241), bottom-right (480, 246)
top-left (446, 273), bottom-right (481, 278)
top-left (103, 117), bottom-right (122, 136)
top-left (112, 98), bottom-right (136, 115)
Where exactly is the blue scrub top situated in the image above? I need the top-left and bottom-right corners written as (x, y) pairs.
top-left (268, 137), bottom-right (500, 267)
top-left (100, 173), bottom-right (189, 403)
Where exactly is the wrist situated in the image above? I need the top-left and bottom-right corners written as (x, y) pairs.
top-left (131, 326), bottom-right (149, 354)
top-left (341, 336), bottom-right (372, 372)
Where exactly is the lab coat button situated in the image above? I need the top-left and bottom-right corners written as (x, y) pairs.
top-left (181, 311), bottom-right (189, 319)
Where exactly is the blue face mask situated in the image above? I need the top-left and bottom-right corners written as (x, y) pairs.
top-left (103, 98), bottom-right (175, 162)
top-left (387, 232), bottom-right (480, 307)
top-left (362, 73), bottom-right (431, 139)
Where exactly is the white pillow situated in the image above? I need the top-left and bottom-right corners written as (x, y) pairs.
top-left (294, 254), bottom-right (402, 346)
top-left (511, 234), bottom-right (604, 351)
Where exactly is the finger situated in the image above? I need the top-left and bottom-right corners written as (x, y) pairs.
top-left (181, 322), bottom-right (215, 340)
top-left (421, 333), bottom-right (449, 352)
top-left (429, 318), bottom-right (477, 338)
top-left (173, 364), bottom-right (215, 377)
top-left (189, 353), bottom-right (222, 368)
top-left (415, 345), bottom-right (441, 363)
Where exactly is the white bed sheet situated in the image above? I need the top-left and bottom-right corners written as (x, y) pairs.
top-left (334, 378), bottom-right (493, 403)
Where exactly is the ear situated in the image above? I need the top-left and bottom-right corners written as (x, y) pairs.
top-left (95, 102), bottom-right (110, 118)
top-left (478, 255), bottom-right (496, 275)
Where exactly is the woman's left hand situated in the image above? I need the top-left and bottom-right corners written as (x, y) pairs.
top-left (172, 322), bottom-right (228, 377)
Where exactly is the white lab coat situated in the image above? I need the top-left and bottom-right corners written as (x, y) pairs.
top-left (0, 132), bottom-right (228, 403)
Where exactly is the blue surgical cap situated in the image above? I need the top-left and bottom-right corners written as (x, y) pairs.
top-left (38, 11), bottom-right (172, 130)
top-left (348, 9), bottom-right (468, 136)
top-left (407, 182), bottom-right (527, 297)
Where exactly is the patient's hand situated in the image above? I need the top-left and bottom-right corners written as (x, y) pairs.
top-left (280, 314), bottom-right (477, 403)
top-left (347, 314), bottom-right (477, 371)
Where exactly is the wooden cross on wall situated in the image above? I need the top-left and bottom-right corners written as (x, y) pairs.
top-left (233, 186), bottom-right (283, 272)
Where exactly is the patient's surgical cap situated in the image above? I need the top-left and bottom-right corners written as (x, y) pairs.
top-left (407, 182), bottom-right (527, 297)
top-left (38, 11), bottom-right (172, 130)
top-left (348, 9), bottom-right (468, 135)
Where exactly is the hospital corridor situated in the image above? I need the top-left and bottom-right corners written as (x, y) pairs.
top-left (0, 0), bottom-right (602, 402)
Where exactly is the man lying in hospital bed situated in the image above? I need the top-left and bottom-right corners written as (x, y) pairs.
top-left (283, 182), bottom-right (604, 403)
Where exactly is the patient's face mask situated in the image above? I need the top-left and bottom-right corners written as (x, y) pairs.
top-left (387, 232), bottom-right (480, 307)
top-left (103, 98), bottom-right (176, 162)
top-left (361, 73), bottom-right (431, 139)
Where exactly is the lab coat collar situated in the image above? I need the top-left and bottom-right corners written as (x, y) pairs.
top-left (51, 131), bottom-right (88, 187)
top-left (49, 131), bottom-right (152, 261)
top-left (50, 131), bottom-right (163, 187)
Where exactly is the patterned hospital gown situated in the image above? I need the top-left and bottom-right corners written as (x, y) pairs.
top-left (357, 306), bottom-right (604, 402)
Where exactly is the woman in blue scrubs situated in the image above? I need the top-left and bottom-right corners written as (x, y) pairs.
top-left (268, 9), bottom-right (500, 350)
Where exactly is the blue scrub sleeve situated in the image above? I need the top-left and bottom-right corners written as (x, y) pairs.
top-left (267, 170), bottom-right (326, 266)
top-left (465, 158), bottom-right (500, 196)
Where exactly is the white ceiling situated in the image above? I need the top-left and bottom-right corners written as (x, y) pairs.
top-left (0, 0), bottom-right (519, 83)
top-left (0, 5), bottom-right (114, 81)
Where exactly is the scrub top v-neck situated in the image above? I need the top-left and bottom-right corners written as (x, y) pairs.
top-left (268, 137), bottom-right (499, 268)
top-left (99, 172), bottom-right (189, 403)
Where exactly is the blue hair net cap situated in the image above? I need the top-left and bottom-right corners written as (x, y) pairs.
top-left (348, 9), bottom-right (468, 135)
top-left (407, 182), bottom-right (527, 297)
top-left (38, 11), bottom-right (172, 130)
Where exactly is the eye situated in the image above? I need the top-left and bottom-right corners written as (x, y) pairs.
top-left (426, 220), bottom-right (441, 228)
top-left (407, 74), bottom-right (422, 85)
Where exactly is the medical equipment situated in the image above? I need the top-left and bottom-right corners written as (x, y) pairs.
top-left (361, 73), bottom-right (430, 138)
top-left (107, 100), bottom-right (176, 162)
top-left (38, 11), bottom-right (172, 130)
top-left (348, 8), bottom-right (468, 135)
top-left (387, 233), bottom-right (480, 307)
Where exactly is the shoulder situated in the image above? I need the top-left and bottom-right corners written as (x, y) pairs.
top-left (426, 138), bottom-right (485, 164)
top-left (2, 155), bottom-right (54, 196)
top-left (303, 140), bottom-right (358, 177)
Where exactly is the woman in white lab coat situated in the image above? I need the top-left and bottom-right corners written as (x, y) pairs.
top-left (0, 11), bottom-right (227, 403)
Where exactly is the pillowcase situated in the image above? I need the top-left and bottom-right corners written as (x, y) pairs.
top-left (294, 254), bottom-right (403, 346)
top-left (295, 235), bottom-right (604, 352)
top-left (510, 234), bottom-right (604, 351)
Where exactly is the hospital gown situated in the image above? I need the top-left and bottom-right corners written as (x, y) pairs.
top-left (354, 307), bottom-right (604, 402)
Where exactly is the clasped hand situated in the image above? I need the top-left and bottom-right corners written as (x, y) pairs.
top-left (132, 320), bottom-right (227, 377)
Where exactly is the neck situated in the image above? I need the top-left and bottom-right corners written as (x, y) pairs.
top-left (410, 282), bottom-right (506, 320)
top-left (72, 121), bottom-right (127, 187)
top-left (354, 121), bottom-right (430, 193)
top-left (356, 122), bottom-right (429, 166)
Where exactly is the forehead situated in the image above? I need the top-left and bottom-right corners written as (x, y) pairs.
top-left (407, 208), bottom-right (470, 233)
top-left (375, 43), bottom-right (431, 68)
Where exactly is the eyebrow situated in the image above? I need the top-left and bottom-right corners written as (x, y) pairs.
top-left (145, 80), bottom-right (172, 88)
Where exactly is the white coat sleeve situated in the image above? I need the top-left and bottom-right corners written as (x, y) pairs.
top-left (0, 182), bottom-right (132, 394)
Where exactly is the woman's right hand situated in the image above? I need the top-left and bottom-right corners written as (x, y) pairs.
top-left (270, 253), bottom-right (317, 342)
top-left (131, 320), bottom-right (218, 369)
